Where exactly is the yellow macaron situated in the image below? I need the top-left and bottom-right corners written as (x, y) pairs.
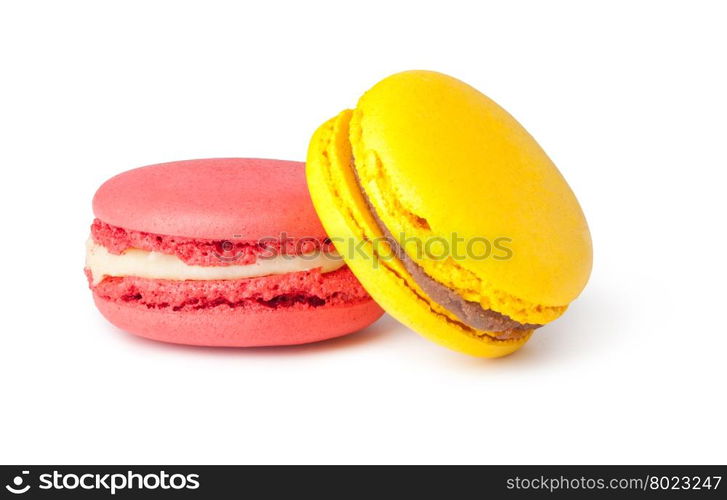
top-left (306, 70), bottom-right (592, 357)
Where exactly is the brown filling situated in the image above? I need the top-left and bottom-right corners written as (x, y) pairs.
top-left (351, 159), bottom-right (541, 340)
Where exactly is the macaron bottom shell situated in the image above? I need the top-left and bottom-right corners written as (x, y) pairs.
top-left (94, 294), bottom-right (383, 347)
top-left (87, 259), bottom-right (384, 347)
top-left (306, 113), bottom-right (532, 358)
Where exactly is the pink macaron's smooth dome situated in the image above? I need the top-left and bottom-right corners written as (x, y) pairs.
top-left (92, 158), bottom-right (327, 240)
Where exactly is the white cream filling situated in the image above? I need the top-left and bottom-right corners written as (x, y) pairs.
top-left (85, 238), bottom-right (344, 285)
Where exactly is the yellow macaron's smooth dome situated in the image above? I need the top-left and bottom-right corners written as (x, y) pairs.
top-left (306, 70), bottom-right (592, 357)
top-left (351, 71), bottom-right (592, 314)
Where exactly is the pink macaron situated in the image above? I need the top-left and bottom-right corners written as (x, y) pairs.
top-left (86, 158), bottom-right (384, 346)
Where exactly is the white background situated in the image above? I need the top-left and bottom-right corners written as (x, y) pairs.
top-left (1, 1), bottom-right (725, 465)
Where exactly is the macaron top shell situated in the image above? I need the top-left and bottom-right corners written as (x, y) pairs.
top-left (93, 158), bottom-right (326, 240)
top-left (350, 71), bottom-right (592, 313)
